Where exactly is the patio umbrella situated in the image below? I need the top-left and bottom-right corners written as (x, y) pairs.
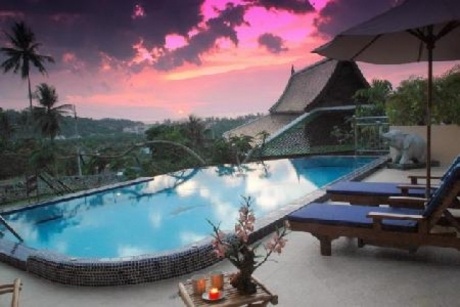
top-left (313, 0), bottom-right (460, 196)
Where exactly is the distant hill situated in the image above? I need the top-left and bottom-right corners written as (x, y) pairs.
top-left (60, 116), bottom-right (144, 137)
top-left (1, 109), bottom-right (144, 138)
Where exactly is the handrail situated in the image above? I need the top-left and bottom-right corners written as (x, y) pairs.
top-left (0, 215), bottom-right (23, 242)
top-left (38, 172), bottom-right (73, 196)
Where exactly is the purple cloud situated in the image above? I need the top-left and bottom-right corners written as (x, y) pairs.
top-left (154, 3), bottom-right (247, 71)
top-left (313, 0), bottom-right (396, 38)
top-left (244, 0), bottom-right (314, 13)
top-left (0, 0), bottom-right (314, 72)
top-left (258, 33), bottom-right (288, 54)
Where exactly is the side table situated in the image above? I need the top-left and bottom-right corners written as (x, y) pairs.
top-left (178, 274), bottom-right (278, 307)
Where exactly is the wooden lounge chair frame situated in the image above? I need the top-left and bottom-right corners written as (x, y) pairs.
top-left (288, 166), bottom-right (460, 256)
top-left (0, 278), bottom-right (22, 307)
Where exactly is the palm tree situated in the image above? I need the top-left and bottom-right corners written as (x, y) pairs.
top-left (353, 79), bottom-right (393, 117)
top-left (33, 83), bottom-right (73, 141)
top-left (1, 21), bottom-right (55, 126)
top-left (184, 114), bottom-right (205, 148)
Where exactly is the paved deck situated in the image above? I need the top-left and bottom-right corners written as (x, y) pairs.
top-left (2, 166), bottom-right (460, 306)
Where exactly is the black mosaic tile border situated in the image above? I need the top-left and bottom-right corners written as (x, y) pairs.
top-left (0, 235), bottom-right (221, 286)
top-left (0, 156), bottom-right (386, 286)
top-left (26, 242), bottom-right (218, 286)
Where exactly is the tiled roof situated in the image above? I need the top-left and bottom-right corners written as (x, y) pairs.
top-left (223, 114), bottom-right (298, 144)
top-left (269, 59), bottom-right (338, 114)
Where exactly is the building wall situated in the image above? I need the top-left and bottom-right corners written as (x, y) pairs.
top-left (390, 125), bottom-right (460, 166)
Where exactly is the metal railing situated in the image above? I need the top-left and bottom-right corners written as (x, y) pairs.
top-left (0, 215), bottom-right (23, 242)
top-left (354, 116), bottom-right (390, 155)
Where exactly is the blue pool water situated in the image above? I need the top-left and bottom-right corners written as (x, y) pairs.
top-left (1, 156), bottom-right (376, 258)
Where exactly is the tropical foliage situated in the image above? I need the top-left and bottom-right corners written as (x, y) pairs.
top-left (0, 21), bottom-right (54, 127)
top-left (143, 115), bottom-right (257, 174)
top-left (353, 79), bottom-right (393, 117)
top-left (33, 83), bottom-right (73, 140)
top-left (386, 77), bottom-right (426, 125)
top-left (0, 108), bottom-right (15, 149)
top-left (349, 67), bottom-right (460, 126)
top-left (386, 65), bottom-right (460, 125)
top-left (432, 65), bottom-right (460, 125)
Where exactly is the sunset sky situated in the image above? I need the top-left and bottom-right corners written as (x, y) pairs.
top-left (1, 0), bottom-right (459, 123)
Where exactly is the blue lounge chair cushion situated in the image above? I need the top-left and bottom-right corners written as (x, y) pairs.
top-left (327, 155), bottom-right (460, 199)
top-left (326, 181), bottom-right (426, 197)
top-left (288, 203), bottom-right (422, 231)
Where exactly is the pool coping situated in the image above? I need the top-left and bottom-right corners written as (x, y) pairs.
top-left (0, 155), bottom-right (389, 286)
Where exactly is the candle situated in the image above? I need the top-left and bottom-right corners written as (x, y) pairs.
top-left (208, 287), bottom-right (220, 300)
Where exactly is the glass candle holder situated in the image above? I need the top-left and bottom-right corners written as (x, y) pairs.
top-left (210, 271), bottom-right (224, 290)
top-left (191, 274), bottom-right (207, 295)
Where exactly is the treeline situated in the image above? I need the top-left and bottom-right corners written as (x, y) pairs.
top-left (0, 108), bottom-right (263, 139)
top-left (0, 109), bottom-right (145, 138)
top-left (353, 64), bottom-right (460, 124)
top-left (61, 117), bottom-right (144, 137)
top-left (0, 111), bottom-right (265, 180)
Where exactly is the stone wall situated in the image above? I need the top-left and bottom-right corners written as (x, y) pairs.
top-left (390, 125), bottom-right (460, 166)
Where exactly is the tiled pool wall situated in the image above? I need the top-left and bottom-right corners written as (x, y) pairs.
top-left (0, 234), bottom-right (218, 286)
top-left (0, 156), bottom-right (389, 286)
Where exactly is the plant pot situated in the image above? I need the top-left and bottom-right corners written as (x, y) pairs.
top-left (229, 271), bottom-right (257, 295)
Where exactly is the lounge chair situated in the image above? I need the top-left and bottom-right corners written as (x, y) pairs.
top-left (0, 278), bottom-right (21, 307)
top-left (326, 155), bottom-right (460, 206)
top-left (287, 164), bottom-right (460, 256)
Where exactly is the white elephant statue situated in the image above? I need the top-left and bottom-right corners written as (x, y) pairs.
top-left (380, 130), bottom-right (426, 165)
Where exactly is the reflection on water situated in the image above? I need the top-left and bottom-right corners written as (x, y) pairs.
top-left (1, 156), bottom-right (375, 258)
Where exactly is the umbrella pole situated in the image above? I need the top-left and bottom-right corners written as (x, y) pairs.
top-left (426, 43), bottom-right (433, 198)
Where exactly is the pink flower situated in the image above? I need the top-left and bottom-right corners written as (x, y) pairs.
top-left (264, 241), bottom-right (275, 251)
top-left (265, 233), bottom-right (288, 254)
top-left (235, 225), bottom-right (249, 242)
top-left (209, 196), bottom-right (289, 272)
top-left (212, 239), bottom-right (228, 258)
top-left (245, 222), bottom-right (254, 232)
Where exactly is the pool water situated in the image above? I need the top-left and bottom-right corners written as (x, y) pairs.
top-left (1, 156), bottom-right (376, 258)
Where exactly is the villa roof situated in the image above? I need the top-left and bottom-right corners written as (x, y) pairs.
top-left (223, 59), bottom-right (369, 157)
top-left (223, 114), bottom-right (298, 144)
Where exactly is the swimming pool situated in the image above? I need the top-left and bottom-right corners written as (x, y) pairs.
top-left (0, 155), bottom-right (385, 285)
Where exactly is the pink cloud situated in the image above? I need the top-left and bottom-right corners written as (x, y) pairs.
top-left (164, 34), bottom-right (188, 50)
